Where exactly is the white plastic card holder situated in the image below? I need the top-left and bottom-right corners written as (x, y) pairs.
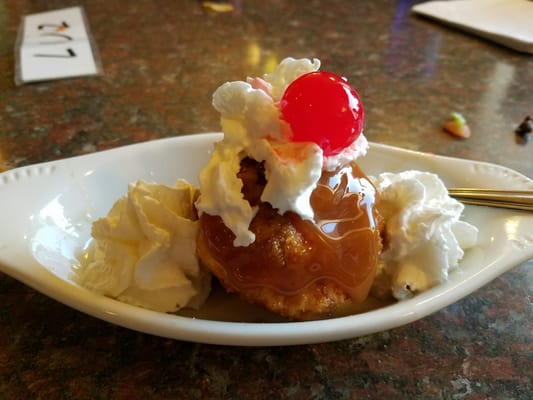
top-left (15, 6), bottom-right (102, 85)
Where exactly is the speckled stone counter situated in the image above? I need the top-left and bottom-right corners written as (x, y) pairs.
top-left (1, 1), bottom-right (532, 398)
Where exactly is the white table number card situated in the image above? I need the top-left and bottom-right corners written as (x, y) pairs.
top-left (15, 6), bottom-right (102, 85)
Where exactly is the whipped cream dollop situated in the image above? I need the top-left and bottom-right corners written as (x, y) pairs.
top-left (195, 57), bottom-right (369, 246)
top-left (371, 170), bottom-right (478, 300)
top-left (76, 179), bottom-right (211, 312)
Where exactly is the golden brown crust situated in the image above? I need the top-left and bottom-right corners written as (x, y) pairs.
top-left (196, 221), bottom-right (351, 320)
top-left (196, 158), bottom-right (382, 321)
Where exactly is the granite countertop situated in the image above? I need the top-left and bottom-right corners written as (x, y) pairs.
top-left (1, 0), bottom-right (531, 398)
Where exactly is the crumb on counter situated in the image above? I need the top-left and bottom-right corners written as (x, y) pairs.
top-left (443, 112), bottom-right (471, 139)
top-left (514, 115), bottom-right (532, 145)
top-left (515, 115), bottom-right (532, 134)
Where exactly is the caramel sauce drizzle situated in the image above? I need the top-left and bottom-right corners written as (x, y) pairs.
top-left (199, 160), bottom-right (382, 303)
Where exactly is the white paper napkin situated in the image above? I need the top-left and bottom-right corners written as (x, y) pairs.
top-left (412, 0), bottom-right (533, 54)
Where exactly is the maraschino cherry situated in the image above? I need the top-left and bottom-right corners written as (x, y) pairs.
top-left (280, 71), bottom-right (364, 156)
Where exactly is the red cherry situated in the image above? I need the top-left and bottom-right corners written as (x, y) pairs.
top-left (280, 71), bottom-right (364, 156)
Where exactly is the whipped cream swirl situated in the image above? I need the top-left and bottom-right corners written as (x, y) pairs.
top-left (76, 180), bottom-right (211, 312)
top-left (196, 57), bottom-right (369, 246)
top-left (371, 170), bottom-right (478, 300)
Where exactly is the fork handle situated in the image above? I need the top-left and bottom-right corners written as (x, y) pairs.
top-left (448, 188), bottom-right (533, 212)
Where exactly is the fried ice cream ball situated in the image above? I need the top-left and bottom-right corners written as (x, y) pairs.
top-left (196, 158), bottom-right (383, 320)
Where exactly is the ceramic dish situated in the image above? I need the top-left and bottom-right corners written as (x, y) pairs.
top-left (1, 133), bottom-right (532, 346)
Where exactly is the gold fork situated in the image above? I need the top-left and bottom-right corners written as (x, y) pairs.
top-left (448, 188), bottom-right (533, 212)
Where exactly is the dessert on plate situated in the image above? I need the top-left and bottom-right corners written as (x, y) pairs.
top-left (76, 57), bottom-right (478, 321)
top-left (195, 58), bottom-right (384, 320)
